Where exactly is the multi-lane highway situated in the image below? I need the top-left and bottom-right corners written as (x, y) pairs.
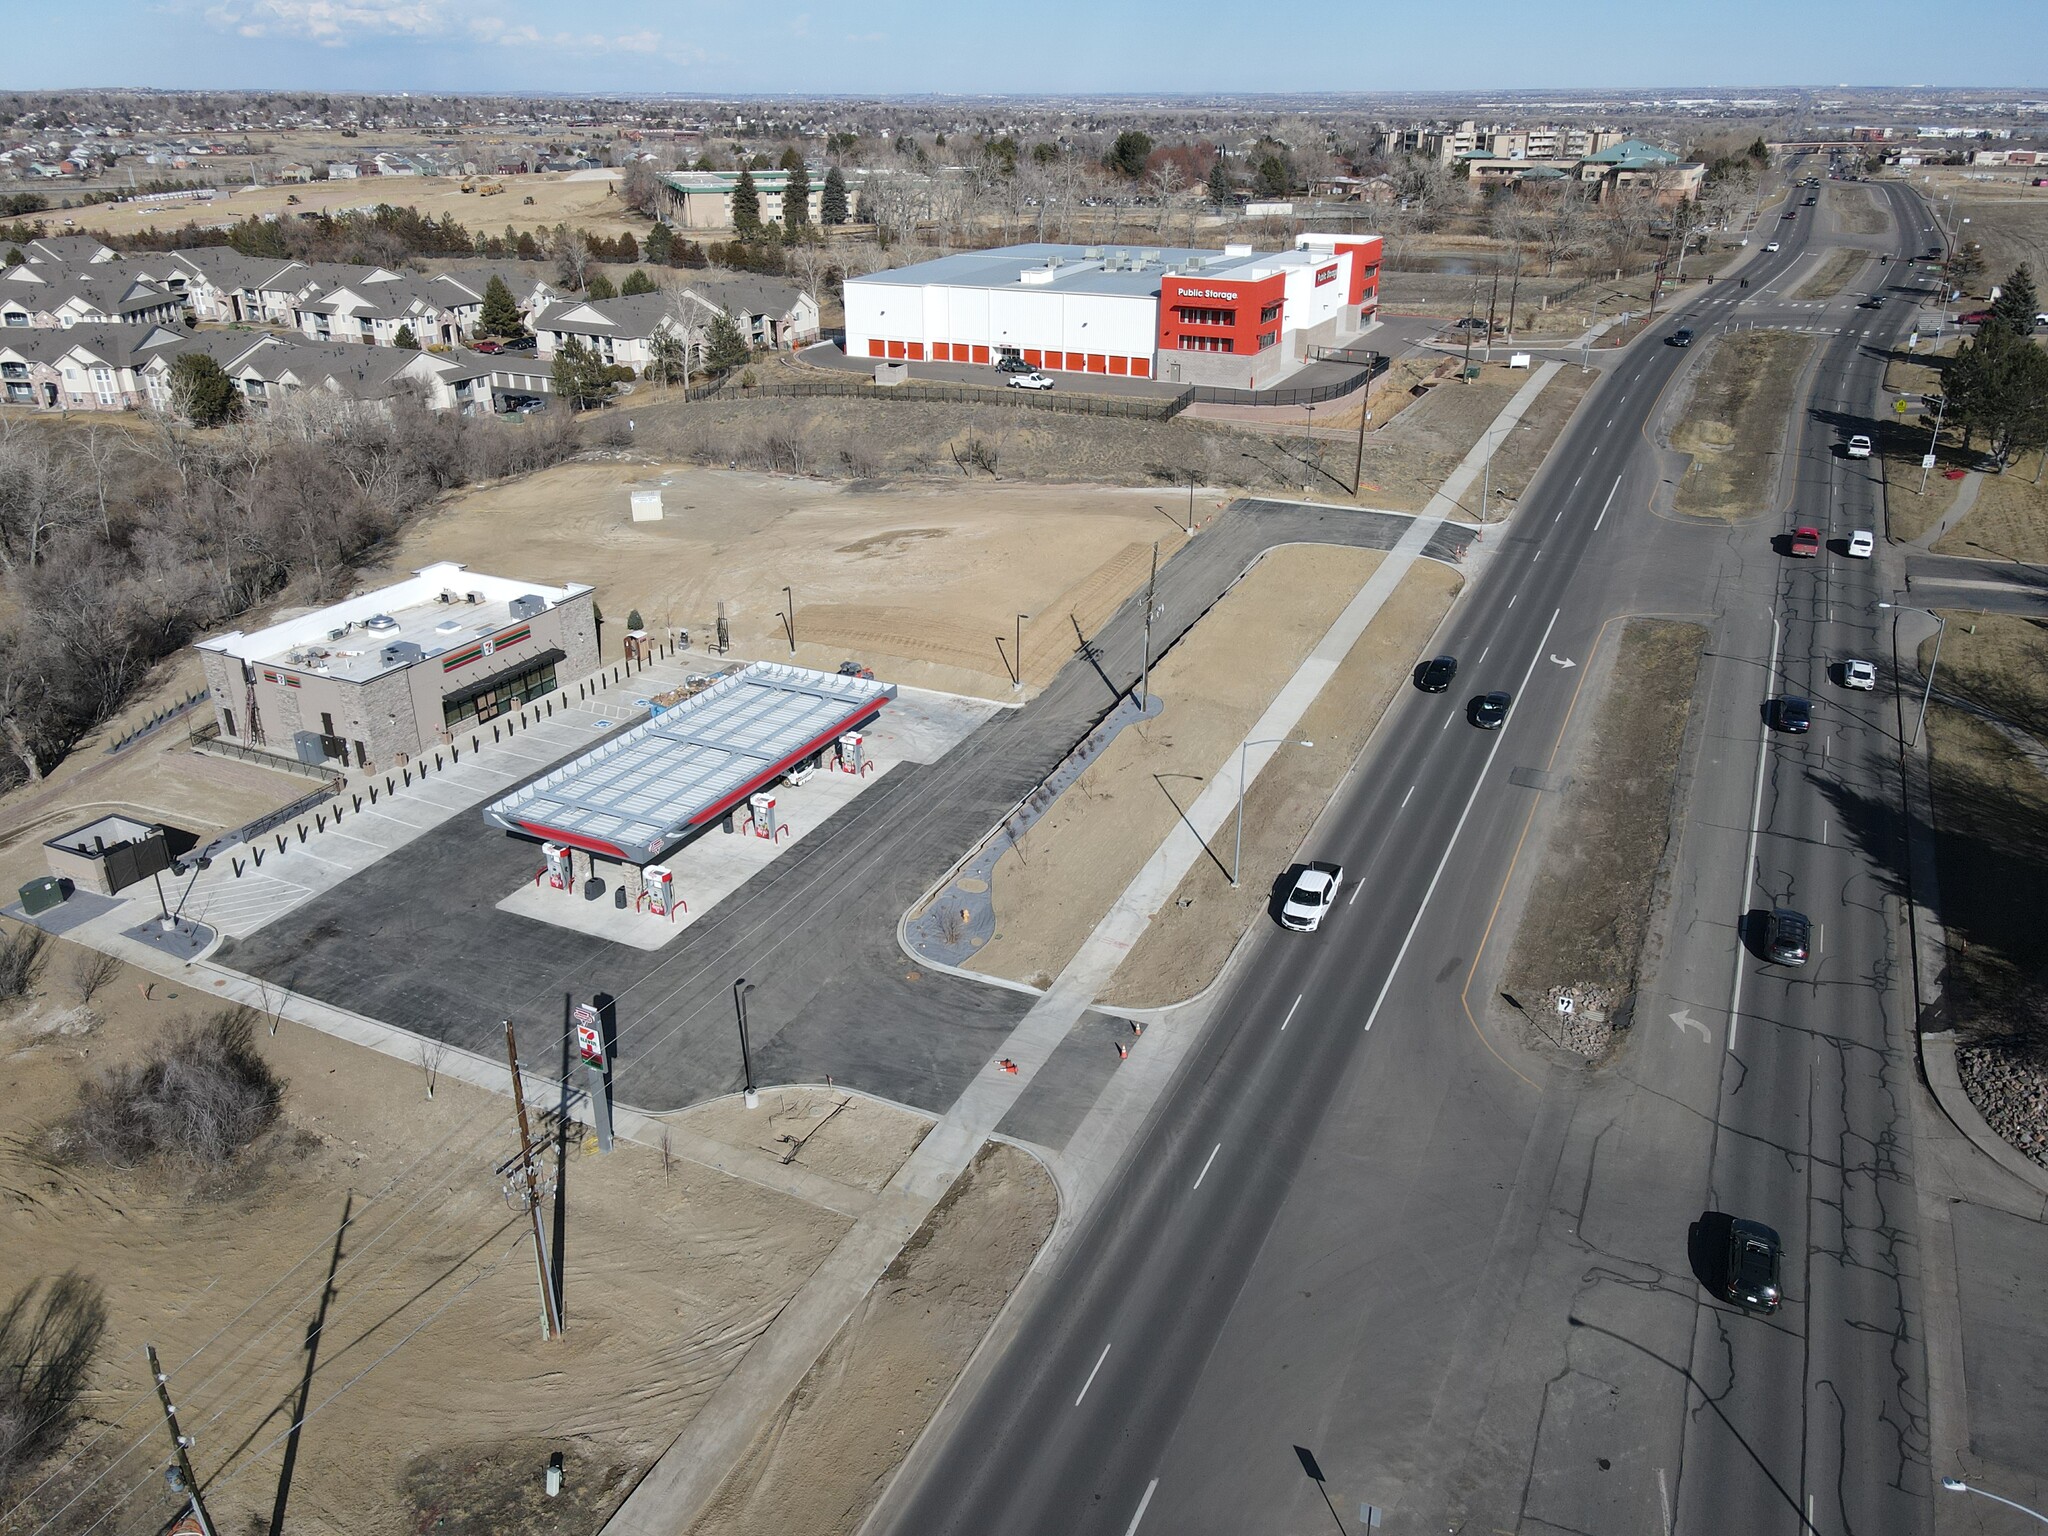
top-left (874, 167), bottom-right (1942, 1535)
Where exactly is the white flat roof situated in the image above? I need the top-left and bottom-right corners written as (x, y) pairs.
top-left (197, 562), bottom-right (591, 684)
top-left (480, 661), bottom-right (895, 862)
top-left (846, 241), bottom-right (1340, 300)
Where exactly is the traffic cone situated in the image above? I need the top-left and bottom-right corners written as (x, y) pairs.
top-left (1116, 1043), bottom-right (1130, 1061)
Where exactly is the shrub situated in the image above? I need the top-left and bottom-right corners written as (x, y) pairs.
top-left (47, 1008), bottom-right (285, 1172)
top-left (0, 1272), bottom-right (107, 1495)
top-left (0, 927), bottom-right (48, 1004)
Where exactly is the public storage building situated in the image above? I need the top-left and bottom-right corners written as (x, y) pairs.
top-left (195, 561), bottom-right (598, 772)
top-left (843, 234), bottom-right (1381, 391)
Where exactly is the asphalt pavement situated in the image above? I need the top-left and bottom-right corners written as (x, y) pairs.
top-left (871, 161), bottom-right (1954, 1536)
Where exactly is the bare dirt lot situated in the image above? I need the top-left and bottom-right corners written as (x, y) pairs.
top-left (0, 943), bottom-right (930, 1536)
top-left (1666, 330), bottom-right (1818, 520)
top-left (1380, 264), bottom-right (1667, 339)
top-left (1102, 559), bottom-right (1464, 1008)
top-left (381, 462), bottom-right (1196, 697)
top-left (972, 544), bottom-right (1388, 988)
top-left (1499, 619), bottom-right (1707, 1056)
top-left (1351, 368), bottom-right (1525, 512)
top-left (77, 170), bottom-right (647, 244)
top-left (683, 1141), bottom-right (1056, 1536)
top-left (1831, 185), bottom-right (1892, 238)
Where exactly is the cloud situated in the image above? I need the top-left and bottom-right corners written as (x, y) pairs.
top-left (202, 0), bottom-right (451, 45)
top-left (467, 15), bottom-right (665, 54)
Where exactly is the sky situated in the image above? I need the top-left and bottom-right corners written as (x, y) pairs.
top-left (1, 0), bottom-right (2042, 96)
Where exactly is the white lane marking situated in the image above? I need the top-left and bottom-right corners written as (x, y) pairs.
top-left (1125, 1479), bottom-right (1159, 1536)
top-left (1590, 444), bottom-right (1599, 456)
top-left (1594, 476), bottom-right (1621, 530)
top-left (1573, 474), bottom-right (1583, 489)
top-left (1508, 593), bottom-right (1517, 608)
top-left (1728, 609), bottom-right (1784, 1056)
top-left (1815, 924), bottom-right (1823, 958)
top-left (1348, 880), bottom-right (1364, 906)
top-left (1363, 608), bottom-right (1563, 1032)
top-left (1282, 994), bottom-right (1303, 1030)
top-left (1533, 548), bottom-right (1541, 560)
top-left (1193, 1143), bottom-right (1222, 1189)
top-left (1441, 713), bottom-right (1454, 731)
top-left (1822, 819), bottom-right (1828, 845)
top-left (1477, 645), bottom-right (1491, 666)
top-left (1077, 1342), bottom-right (1112, 1404)
top-left (1400, 784), bottom-right (1415, 809)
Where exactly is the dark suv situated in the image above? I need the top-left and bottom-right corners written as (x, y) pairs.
top-left (1722, 1218), bottom-right (1784, 1312)
top-left (1666, 328), bottom-right (1694, 348)
top-left (995, 354), bottom-right (1032, 373)
top-left (1764, 907), bottom-right (1811, 965)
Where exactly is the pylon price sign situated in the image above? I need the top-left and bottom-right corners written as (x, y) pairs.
top-left (573, 1004), bottom-right (605, 1067)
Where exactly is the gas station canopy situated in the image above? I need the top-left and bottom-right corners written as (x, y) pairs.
top-left (481, 661), bottom-right (894, 862)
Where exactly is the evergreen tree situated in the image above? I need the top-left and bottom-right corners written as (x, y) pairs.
top-left (1988, 263), bottom-right (2039, 339)
top-left (514, 229), bottom-right (542, 261)
top-left (1945, 323), bottom-right (2048, 469)
top-left (551, 336), bottom-right (609, 409)
top-left (615, 231), bottom-right (639, 262)
top-left (479, 274), bottom-right (523, 337)
top-left (820, 166), bottom-right (849, 227)
top-left (393, 323), bottom-right (419, 350)
top-left (731, 165), bottom-right (762, 240)
top-left (1106, 130), bottom-right (1154, 178)
top-left (168, 352), bottom-right (242, 427)
top-left (646, 222), bottom-right (674, 264)
top-left (621, 268), bottom-right (656, 295)
top-left (704, 311), bottom-right (751, 373)
top-left (1206, 159), bottom-right (1233, 208)
top-left (585, 271), bottom-right (617, 300)
top-left (782, 156), bottom-right (811, 230)
top-left (1254, 153), bottom-right (1292, 198)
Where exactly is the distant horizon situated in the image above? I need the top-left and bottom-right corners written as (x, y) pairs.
top-left (3, 0), bottom-right (2042, 98)
top-left (5, 85), bottom-right (2047, 101)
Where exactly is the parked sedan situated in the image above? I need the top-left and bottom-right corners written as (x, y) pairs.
top-left (1007, 371), bottom-right (1056, 391)
top-left (1470, 691), bottom-right (1512, 730)
top-left (1769, 695), bottom-right (1812, 733)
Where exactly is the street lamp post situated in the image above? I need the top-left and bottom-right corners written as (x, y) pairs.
top-left (1917, 391), bottom-right (1951, 496)
top-left (782, 586), bottom-right (796, 655)
top-left (1879, 602), bottom-right (1948, 748)
top-left (1014, 612), bottom-right (1028, 691)
top-left (731, 978), bottom-right (759, 1109)
top-left (1233, 737), bottom-right (1313, 886)
top-left (1942, 1478), bottom-right (2048, 1527)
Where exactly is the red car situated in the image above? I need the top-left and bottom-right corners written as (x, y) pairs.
top-left (1958, 310), bottom-right (1994, 325)
top-left (470, 338), bottom-right (504, 353)
top-left (1789, 527), bottom-right (1821, 557)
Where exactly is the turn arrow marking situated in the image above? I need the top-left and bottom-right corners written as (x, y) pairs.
top-left (1671, 1009), bottom-right (1711, 1041)
top-left (1549, 655), bottom-right (1577, 669)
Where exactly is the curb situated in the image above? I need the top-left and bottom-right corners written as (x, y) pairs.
top-left (1919, 1030), bottom-right (2048, 1197)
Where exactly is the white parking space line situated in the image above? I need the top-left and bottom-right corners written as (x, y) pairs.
top-left (1193, 1143), bottom-right (1222, 1189)
top-left (1077, 1343), bottom-right (1111, 1405)
top-left (1282, 995), bottom-right (1303, 1030)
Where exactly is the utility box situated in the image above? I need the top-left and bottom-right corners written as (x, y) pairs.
top-left (630, 489), bottom-right (664, 522)
top-left (19, 876), bottom-right (65, 916)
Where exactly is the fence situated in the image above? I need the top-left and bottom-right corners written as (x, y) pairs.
top-left (106, 689), bottom-right (209, 754)
top-left (719, 375), bottom-right (1194, 421)
top-left (187, 720), bottom-right (344, 782)
top-left (195, 779), bottom-right (345, 865)
top-left (1177, 365), bottom-right (1377, 410)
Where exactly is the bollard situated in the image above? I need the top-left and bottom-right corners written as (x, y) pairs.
top-left (403, 768), bottom-right (412, 786)
top-left (315, 812), bottom-right (325, 831)
top-left (386, 775), bottom-right (395, 793)
top-left (434, 751), bottom-right (442, 770)
top-left (276, 834), bottom-right (287, 853)
top-left (233, 856), bottom-right (244, 877)
top-left (494, 724), bottom-right (501, 743)
top-left (472, 734), bottom-right (479, 752)
top-left (252, 847), bottom-right (263, 866)
top-left (353, 794), bottom-right (361, 811)
top-left (297, 824), bottom-right (307, 843)
top-left (368, 784), bottom-right (378, 803)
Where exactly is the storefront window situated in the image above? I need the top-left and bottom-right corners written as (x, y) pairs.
top-left (443, 660), bottom-right (559, 728)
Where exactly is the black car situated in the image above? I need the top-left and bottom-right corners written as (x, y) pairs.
top-left (1451, 316), bottom-right (1491, 331)
top-left (503, 334), bottom-right (538, 354)
top-left (1769, 695), bottom-right (1812, 733)
top-left (1722, 1218), bottom-right (1784, 1312)
top-left (1415, 655), bottom-right (1458, 693)
top-left (1763, 907), bottom-right (1811, 965)
top-left (1666, 328), bottom-right (1694, 347)
top-left (995, 354), bottom-right (1032, 373)
top-left (1859, 294), bottom-right (1886, 309)
top-left (1470, 691), bottom-right (1511, 730)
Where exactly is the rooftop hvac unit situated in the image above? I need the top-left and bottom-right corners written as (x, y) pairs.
top-left (380, 640), bottom-right (424, 666)
top-left (365, 613), bottom-right (398, 632)
top-left (465, 590), bottom-right (486, 604)
top-left (328, 627), bottom-right (348, 641)
top-left (508, 593), bottom-right (547, 621)
top-left (439, 590), bottom-right (459, 603)
top-left (1141, 249), bottom-right (1162, 264)
top-left (1186, 256), bottom-right (1206, 272)
top-left (1083, 246), bottom-right (1103, 260)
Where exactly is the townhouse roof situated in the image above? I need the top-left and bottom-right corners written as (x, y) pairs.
top-left (531, 291), bottom-right (681, 340)
top-left (0, 321), bottom-right (187, 368)
top-left (24, 235), bottom-right (117, 264)
top-left (679, 272), bottom-right (808, 321)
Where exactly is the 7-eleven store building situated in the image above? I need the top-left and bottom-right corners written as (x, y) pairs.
top-left (843, 234), bottom-right (1381, 392)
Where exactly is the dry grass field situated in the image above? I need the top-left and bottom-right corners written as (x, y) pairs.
top-left (1666, 330), bottom-right (1818, 520)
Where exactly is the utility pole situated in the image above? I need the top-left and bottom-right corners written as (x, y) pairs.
top-left (148, 1344), bottom-right (218, 1536)
top-left (1484, 262), bottom-right (1502, 362)
top-left (502, 1021), bottom-right (563, 1341)
top-left (781, 586), bottom-right (796, 655)
top-left (1140, 544), bottom-right (1158, 710)
top-left (1352, 357), bottom-right (1374, 495)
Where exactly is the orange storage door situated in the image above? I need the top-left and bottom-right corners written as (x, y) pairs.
top-left (972, 345), bottom-right (990, 364)
top-left (1088, 354), bottom-right (1107, 373)
top-left (867, 339), bottom-right (885, 358)
top-left (888, 340), bottom-right (905, 359)
top-left (1108, 356), bottom-right (1128, 375)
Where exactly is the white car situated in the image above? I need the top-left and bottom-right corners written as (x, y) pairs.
top-left (1007, 371), bottom-right (1056, 391)
top-left (1847, 528), bottom-right (1875, 557)
top-left (1280, 861), bottom-right (1344, 933)
top-left (1846, 435), bottom-right (1872, 459)
top-left (1765, 241), bottom-right (1781, 253)
top-left (1842, 659), bottom-right (1878, 691)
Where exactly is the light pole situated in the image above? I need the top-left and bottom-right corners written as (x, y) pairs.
top-left (781, 586), bottom-right (796, 655)
top-left (1942, 1478), bottom-right (2048, 1526)
top-left (1233, 736), bottom-right (1313, 886)
top-left (1879, 602), bottom-right (1947, 748)
top-left (732, 978), bottom-right (759, 1108)
top-left (1917, 391), bottom-right (1950, 495)
top-left (1013, 612), bottom-right (1029, 690)
top-left (1304, 402), bottom-right (1316, 492)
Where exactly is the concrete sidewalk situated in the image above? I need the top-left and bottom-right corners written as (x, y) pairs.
top-left (601, 358), bottom-right (1560, 1536)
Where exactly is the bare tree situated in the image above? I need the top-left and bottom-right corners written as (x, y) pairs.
top-left (70, 948), bottom-right (121, 1006)
top-left (417, 1036), bottom-right (447, 1099)
top-left (550, 223), bottom-right (593, 292)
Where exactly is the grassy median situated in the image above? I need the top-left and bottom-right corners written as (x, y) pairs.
top-left (1501, 618), bottom-right (1708, 1054)
top-left (1667, 331), bottom-right (1818, 520)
